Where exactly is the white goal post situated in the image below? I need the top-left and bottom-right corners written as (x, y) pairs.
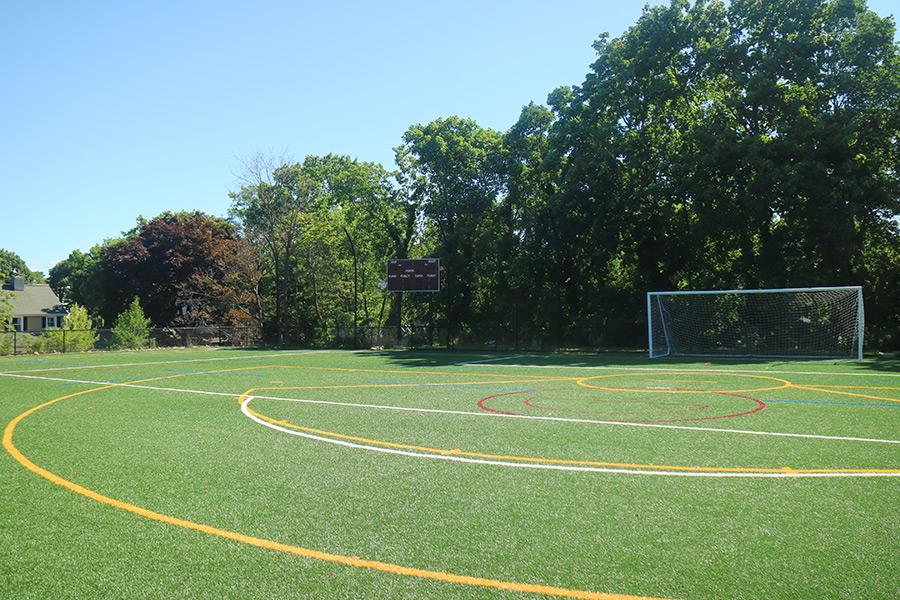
top-left (647, 286), bottom-right (864, 360)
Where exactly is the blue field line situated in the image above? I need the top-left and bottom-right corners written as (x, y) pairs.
top-left (58, 375), bottom-right (148, 386)
top-left (5, 360), bottom-right (70, 367)
top-left (766, 398), bottom-right (900, 408)
top-left (438, 385), bottom-right (535, 391)
top-left (55, 369), bottom-right (265, 386)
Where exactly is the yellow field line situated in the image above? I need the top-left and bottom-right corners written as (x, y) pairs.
top-left (3, 370), bottom-right (661, 599)
top-left (790, 384), bottom-right (900, 404)
top-left (576, 372), bottom-right (793, 394)
top-left (574, 373), bottom-right (900, 403)
top-left (797, 385), bottom-right (900, 391)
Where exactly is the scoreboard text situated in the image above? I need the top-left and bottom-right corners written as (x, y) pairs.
top-left (386, 258), bottom-right (440, 292)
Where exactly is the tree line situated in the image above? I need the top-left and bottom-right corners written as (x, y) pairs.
top-left (8, 0), bottom-right (899, 350)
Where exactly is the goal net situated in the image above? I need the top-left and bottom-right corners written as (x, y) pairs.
top-left (647, 287), bottom-right (864, 359)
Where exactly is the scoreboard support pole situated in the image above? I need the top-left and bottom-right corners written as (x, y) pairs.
top-left (396, 291), bottom-right (403, 345)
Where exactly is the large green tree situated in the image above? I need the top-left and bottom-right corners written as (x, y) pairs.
top-left (230, 155), bottom-right (403, 344)
top-left (99, 212), bottom-right (260, 326)
top-left (545, 0), bottom-right (899, 346)
top-left (397, 117), bottom-right (507, 342)
top-left (48, 247), bottom-right (107, 318)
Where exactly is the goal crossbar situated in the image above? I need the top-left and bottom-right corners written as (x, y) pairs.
top-left (648, 286), bottom-right (861, 296)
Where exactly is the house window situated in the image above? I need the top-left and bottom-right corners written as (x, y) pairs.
top-left (11, 317), bottom-right (22, 332)
top-left (45, 316), bottom-right (58, 329)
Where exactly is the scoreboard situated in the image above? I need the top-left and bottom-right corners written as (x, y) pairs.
top-left (387, 258), bottom-right (440, 292)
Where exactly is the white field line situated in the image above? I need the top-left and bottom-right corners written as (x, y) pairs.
top-left (0, 350), bottom-right (332, 374)
top-left (0, 349), bottom-right (497, 375)
top-left (457, 362), bottom-right (900, 378)
top-left (240, 397), bottom-right (898, 478)
top-left (2, 371), bottom-right (898, 445)
top-left (453, 354), bottom-right (523, 366)
top-left (250, 394), bottom-right (900, 444)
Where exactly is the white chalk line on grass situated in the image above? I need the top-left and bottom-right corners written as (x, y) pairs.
top-left (248, 393), bottom-right (900, 444)
top-left (0, 350), bottom-right (333, 374)
top-left (239, 396), bottom-right (899, 478)
top-left (0, 349), bottom-right (508, 375)
top-left (453, 354), bottom-right (523, 366)
top-left (2, 371), bottom-right (897, 445)
top-left (457, 362), bottom-right (900, 378)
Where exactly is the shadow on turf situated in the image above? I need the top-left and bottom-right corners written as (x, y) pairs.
top-left (360, 348), bottom-right (900, 373)
top-left (180, 344), bottom-right (898, 373)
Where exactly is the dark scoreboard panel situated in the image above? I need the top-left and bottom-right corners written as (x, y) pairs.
top-left (387, 258), bottom-right (440, 292)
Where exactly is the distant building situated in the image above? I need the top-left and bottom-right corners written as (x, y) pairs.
top-left (2, 276), bottom-right (67, 332)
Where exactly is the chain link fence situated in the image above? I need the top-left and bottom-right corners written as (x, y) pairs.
top-left (0, 326), bottom-right (262, 355)
top-left (334, 325), bottom-right (447, 349)
top-left (0, 322), bottom-right (626, 355)
top-left (333, 324), bottom-right (586, 351)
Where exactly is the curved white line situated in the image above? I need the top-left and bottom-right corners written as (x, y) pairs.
top-left (240, 397), bottom-right (900, 478)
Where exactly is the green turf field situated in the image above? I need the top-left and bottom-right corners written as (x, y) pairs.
top-left (1, 348), bottom-right (898, 599)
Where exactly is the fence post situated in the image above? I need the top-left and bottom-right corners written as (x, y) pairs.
top-left (513, 303), bottom-right (519, 351)
top-left (63, 328), bottom-right (67, 353)
top-left (13, 330), bottom-right (16, 355)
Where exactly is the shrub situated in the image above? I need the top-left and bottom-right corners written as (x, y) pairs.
top-left (0, 291), bottom-right (12, 355)
top-left (112, 297), bottom-right (151, 350)
top-left (0, 332), bottom-right (12, 355)
top-left (41, 304), bottom-right (98, 352)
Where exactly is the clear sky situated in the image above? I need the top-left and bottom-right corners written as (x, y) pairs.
top-left (1, 1), bottom-right (897, 273)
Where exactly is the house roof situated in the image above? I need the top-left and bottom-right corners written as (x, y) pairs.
top-left (1, 284), bottom-right (67, 316)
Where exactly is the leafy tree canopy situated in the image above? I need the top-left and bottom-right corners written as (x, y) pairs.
top-left (104, 211), bottom-right (260, 326)
top-left (0, 249), bottom-right (44, 284)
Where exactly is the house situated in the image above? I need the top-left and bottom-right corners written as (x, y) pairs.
top-left (2, 276), bottom-right (67, 332)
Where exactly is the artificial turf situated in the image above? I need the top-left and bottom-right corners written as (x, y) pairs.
top-left (1, 348), bottom-right (897, 598)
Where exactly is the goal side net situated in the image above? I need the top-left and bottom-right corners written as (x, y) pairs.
top-left (647, 287), bottom-right (864, 360)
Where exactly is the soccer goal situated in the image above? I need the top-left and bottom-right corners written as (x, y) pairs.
top-left (647, 286), bottom-right (864, 360)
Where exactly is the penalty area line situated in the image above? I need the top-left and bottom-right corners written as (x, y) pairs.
top-left (454, 354), bottom-right (524, 366)
top-left (0, 350), bottom-right (333, 374)
top-left (3, 370), bottom-right (896, 445)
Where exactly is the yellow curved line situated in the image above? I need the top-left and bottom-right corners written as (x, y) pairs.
top-left (575, 372), bottom-right (792, 394)
top-left (3, 375), bottom-right (660, 599)
top-left (790, 384), bottom-right (900, 404)
top-left (797, 385), bottom-right (900, 391)
top-left (243, 390), bottom-right (899, 475)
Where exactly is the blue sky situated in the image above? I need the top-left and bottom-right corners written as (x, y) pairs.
top-left (1, 1), bottom-right (897, 273)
